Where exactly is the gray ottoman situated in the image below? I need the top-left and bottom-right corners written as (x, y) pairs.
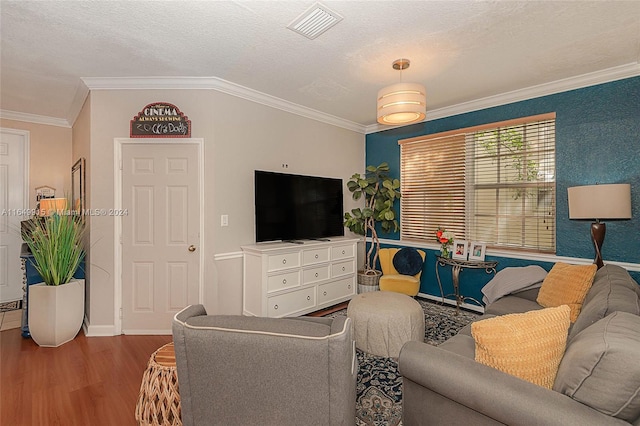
top-left (347, 291), bottom-right (424, 358)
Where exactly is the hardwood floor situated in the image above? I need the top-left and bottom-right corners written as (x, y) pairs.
top-left (0, 328), bottom-right (172, 425)
top-left (307, 301), bottom-right (348, 317)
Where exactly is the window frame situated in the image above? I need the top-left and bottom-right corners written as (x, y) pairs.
top-left (399, 112), bottom-right (556, 253)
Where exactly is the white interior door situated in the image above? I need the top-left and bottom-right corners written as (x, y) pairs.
top-left (121, 142), bottom-right (200, 334)
top-left (0, 129), bottom-right (28, 303)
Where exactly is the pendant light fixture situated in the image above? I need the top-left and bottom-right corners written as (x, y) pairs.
top-left (377, 59), bottom-right (426, 125)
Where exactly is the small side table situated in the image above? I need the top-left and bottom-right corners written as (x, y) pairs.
top-left (435, 256), bottom-right (497, 314)
top-left (135, 342), bottom-right (182, 426)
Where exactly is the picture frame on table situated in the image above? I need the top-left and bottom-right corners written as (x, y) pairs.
top-left (452, 240), bottom-right (468, 260)
top-left (469, 242), bottom-right (486, 261)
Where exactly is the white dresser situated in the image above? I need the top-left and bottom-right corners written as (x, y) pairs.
top-left (242, 237), bottom-right (359, 317)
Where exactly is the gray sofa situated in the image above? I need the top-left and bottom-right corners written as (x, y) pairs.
top-left (172, 305), bottom-right (356, 426)
top-left (399, 264), bottom-right (640, 425)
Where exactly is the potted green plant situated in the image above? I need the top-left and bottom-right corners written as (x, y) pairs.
top-left (343, 162), bottom-right (400, 290)
top-left (21, 210), bottom-right (85, 347)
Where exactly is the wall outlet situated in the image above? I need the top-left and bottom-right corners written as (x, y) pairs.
top-left (221, 214), bottom-right (228, 227)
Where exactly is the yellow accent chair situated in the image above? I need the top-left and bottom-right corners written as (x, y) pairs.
top-left (379, 248), bottom-right (426, 297)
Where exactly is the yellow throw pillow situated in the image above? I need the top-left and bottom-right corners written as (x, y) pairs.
top-left (472, 305), bottom-right (571, 389)
top-left (536, 263), bottom-right (597, 322)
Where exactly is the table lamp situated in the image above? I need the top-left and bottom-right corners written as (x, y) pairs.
top-left (567, 183), bottom-right (631, 269)
top-left (39, 198), bottom-right (68, 216)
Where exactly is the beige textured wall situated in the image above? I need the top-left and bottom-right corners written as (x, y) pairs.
top-left (84, 89), bottom-right (364, 331)
top-left (72, 95), bottom-right (92, 320)
top-left (0, 119), bottom-right (72, 208)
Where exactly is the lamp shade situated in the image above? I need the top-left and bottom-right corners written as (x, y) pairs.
top-left (377, 82), bottom-right (426, 125)
top-left (567, 184), bottom-right (632, 220)
top-left (39, 198), bottom-right (68, 216)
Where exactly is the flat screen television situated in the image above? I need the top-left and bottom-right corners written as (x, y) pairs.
top-left (254, 170), bottom-right (345, 243)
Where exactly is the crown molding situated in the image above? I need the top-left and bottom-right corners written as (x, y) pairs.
top-left (0, 109), bottom-right (71, 128)
top-left (364, 62), bottom-right (640, 134)
top-left (81, 76), bottom-right (368, 134)
top-left (5, 62), bottom-right (639, 133)
top-left (66, 81), bottom-right (91, 127)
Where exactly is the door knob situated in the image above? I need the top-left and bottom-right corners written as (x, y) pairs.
top-left (188, 245), bottom-right (196, 252)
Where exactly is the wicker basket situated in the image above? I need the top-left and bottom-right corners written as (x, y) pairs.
top-left (357, 270), bottom-right (382, 293)
top-left (135, 342), bottom-right (182, 426)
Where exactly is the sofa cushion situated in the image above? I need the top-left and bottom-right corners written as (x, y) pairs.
top-left (456, 314), bottom-right (498, 337)
top-left (438, 333), bottom-right (476, 359)
top-left (392, 247), bottom-right (424, 276)
top-left (481, 265), bottom-right (547, 305)
top-left (554, 311), bottom-right (640, 422)
top-left (569, 264), bottom-right (640, 340)
top-left (471, 305), bottom-right (570, 389)
top-left (536, 262), bottom-right (597, 322)
top-left (483, 295), bottom-right (543, 316)
top-left (509, 287), bottom-right (541, 302)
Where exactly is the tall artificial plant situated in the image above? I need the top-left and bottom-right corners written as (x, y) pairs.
top-left (344, 162), bottom-right (401, 273)
top-left (22, 213), bottom-right (85, 286)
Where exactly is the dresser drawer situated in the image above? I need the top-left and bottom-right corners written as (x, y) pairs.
top-left (302, 247), bottom-right (330, 265)
top-left (302, 265), bottom-right (330, 285)
top-left (331, 260), bottom-right (355, 278)
top-left (331, 244), bottom-right (355, 261)
top-left (268, 287), bottom-right (316, 317)
top-left (317, 277), bottom-right (356, 306)
top-left (267, 252), bottom-right (300, 272)
top-left (267, 271), bottom-right (300, 293)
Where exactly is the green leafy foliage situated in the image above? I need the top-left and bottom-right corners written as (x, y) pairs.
top-left (477, 128), bottom-right (540, 199)
top-left (343, 162), bottom-right (401, 272)
top-left (22, 213), bottom-right (85, 286)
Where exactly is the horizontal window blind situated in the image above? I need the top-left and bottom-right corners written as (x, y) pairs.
top-left (467, 119), bottom-right (556, 252)
top-left (399, 114), bottom-right (556, 253)
top-left (400, 134), bottom-right (466, 242)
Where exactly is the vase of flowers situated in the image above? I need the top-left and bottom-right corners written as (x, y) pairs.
top-left (436, 227), bottom-right (455, 258)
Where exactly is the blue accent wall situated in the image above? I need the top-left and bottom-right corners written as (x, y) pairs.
top-left (368, 77), bottom-right (640, 303)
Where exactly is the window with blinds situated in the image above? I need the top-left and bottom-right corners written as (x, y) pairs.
top-left (399, 114), bottom-right (556, 253)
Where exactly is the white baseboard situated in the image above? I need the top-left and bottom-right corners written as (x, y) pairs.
top-left (121, 329), bottom-right (172, 335)
top-left (83, 316), bottom-right (117, 336)
top-left (418, 293), bottom-right (485, 314)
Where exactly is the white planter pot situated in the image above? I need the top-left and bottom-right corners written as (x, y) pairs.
top-left (28, 279), bottom-right (85, 347)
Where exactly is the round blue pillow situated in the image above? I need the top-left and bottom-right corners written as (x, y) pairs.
top-left (392, 247), bottom-right (423, 276)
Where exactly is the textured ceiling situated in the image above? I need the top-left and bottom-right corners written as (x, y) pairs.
top-left (1, 1), bottom-right (639, 131)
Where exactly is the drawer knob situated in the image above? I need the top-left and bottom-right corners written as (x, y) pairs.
top-left (282, 259), bottom-right (287, 264)
top-left (342, 250), bottom-right (345, 254)
top-left (342, 266), bottom-right (346, 271)
top-left (282, 279), bottom-right (287, 284)
top-left (307, 296), bottom-right (311, 301)
top-left (323, 291), bottom-right (327, 296)
top-left (315, 254), bottom-right (319, 259)
top-left (315, 272), bottom-right (319, 277)
top-left (274, 304), bottom-right (278, 310)
top-left (348, 285), bottom-right (351, 289)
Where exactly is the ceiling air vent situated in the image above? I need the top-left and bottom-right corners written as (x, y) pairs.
top-left (287, 2), bottom-right (343, 40)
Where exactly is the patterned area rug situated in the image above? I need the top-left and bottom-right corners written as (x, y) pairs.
top-left (326, 298), bottom-right (480, 426)
top-left (0, 300), bottom-right (22, 312)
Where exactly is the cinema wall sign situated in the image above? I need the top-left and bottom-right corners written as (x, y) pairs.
top-left (130, 102), bottom-right (191, 138)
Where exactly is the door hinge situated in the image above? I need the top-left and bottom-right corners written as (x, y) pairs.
top-left (119, 307), bottom-right (123, 319)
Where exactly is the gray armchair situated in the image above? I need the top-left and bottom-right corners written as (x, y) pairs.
top-left (172, 305), bottom-right (356, 426)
